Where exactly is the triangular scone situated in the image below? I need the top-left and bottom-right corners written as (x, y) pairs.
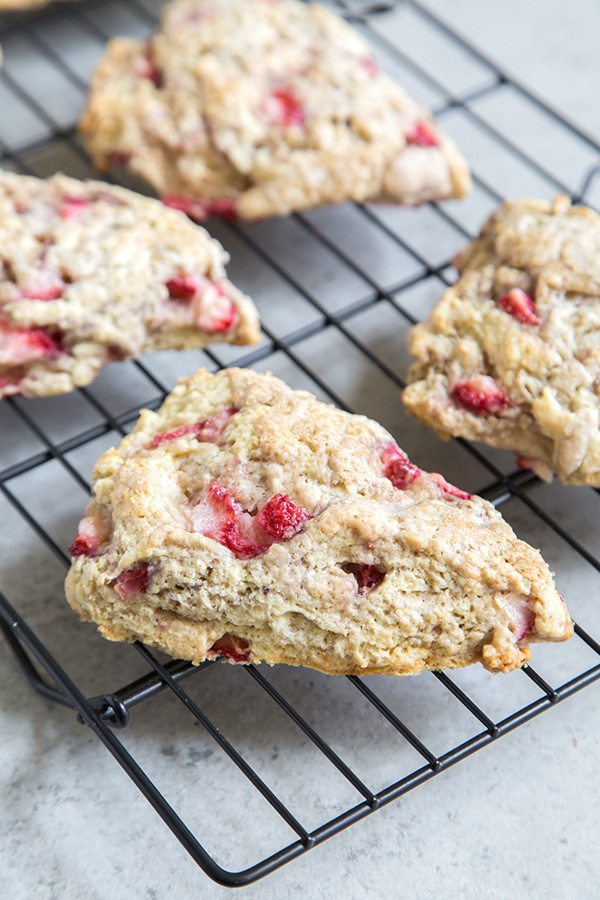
top-left (65, 368), bottom-right (571, 676)
top-left (0, 171), bottom-right (259, 399)
top-left (79, 0), bottom-right (470, 221)
top-left (404, 196), bottom-right (600, 485)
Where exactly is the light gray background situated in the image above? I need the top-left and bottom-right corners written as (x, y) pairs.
top-left (426, 0), bottom-right (600, 141)
top-left (1, 2), bottom-right (599, 899)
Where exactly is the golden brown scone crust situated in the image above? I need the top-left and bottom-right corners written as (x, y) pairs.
top-left (404, 196), bottom-right (600, 485)
top-left (0, 170), bottom-right (259, 399)
top-left (79, 0), bottom-right (470, 220)
top-left (65, 368), bottom-right (571, 676)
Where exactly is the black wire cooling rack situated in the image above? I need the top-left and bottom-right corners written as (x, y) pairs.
top-left (1, 0), bottom-right (600, 888)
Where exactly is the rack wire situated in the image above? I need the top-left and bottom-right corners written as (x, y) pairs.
top-left (1, 0), bottom-right (600, 888)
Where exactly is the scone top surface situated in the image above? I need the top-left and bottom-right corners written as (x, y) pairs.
top-left (79, 0), bottom-right (470, 219)
top-left (404, 196), bottom-right (600, 485)
top-left (0, 171), bottom-right (259, 399)
top-left (66, 368), bottom-right (571, 676)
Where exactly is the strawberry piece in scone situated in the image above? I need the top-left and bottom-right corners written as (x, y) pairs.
top-left (66, 368), bottom-right (571, 676)
top-left (265, 87), bottom-right (306, 127)
top-left (113, 563), bottom-right (156, 599)
top-left (451, 376), bottom-right (512, 415)
top-left (0, 170), bottom-right (259, 400)
top-left (498, 288), bottom-right (541, 325)
top-left (207, 634), bottom-right (251, 663)
top-left (79, 0), bottom-right (470, 220)
top-left (0, 321), bottom-right (60, 366)
top-left (406, 121), bottom-right (439, 147)
top-left (404, 195), bottom-right (600, 485)
top-left (380, 443), bottom-right (422, 489)
top-left (69, 511), bottom-right (112, 558)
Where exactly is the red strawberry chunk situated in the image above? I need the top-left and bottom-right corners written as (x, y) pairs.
top-left (0, 374), bottom-right (22, 396)
top-left (343, 563), bottom-right (385, 595)
top-left (151, 422), bottom-right (206, 448)
top-left (381, 443), bottom-right (422, 489)
top-left (431, 473), bottom-right (473, 501)
top-left (137, 45), bottom-right (164, 88)
top-left (165, 273), bottom-right (237, 332)
top-left (194, 283), bottom-right (237, 333)
top-left (22, 269), bottom-right (64, 301)
top-left (257, 494), bottom-right (311, 541)
top-left (196, 406), bottom-right (238, 442)
top-left (406, 121), bottom-right (439, 147)
top-left (266, 87), bottom-right (305, 127)
top-left (498, 288), bottom-right (541, 325)
top-left (516, 456), bottom-right (542, 473)
top-left (207, 634), bottom-right (251, 664)
top-left (0, 321), bottom-right (60, 365)
top-left (59, 197), bottom-right (91, 221)
top-left (69, 535), bottom-right (97, 557)
top-left (514, 607), bottom-right (535, 641)
top-left (360, 55), bottom-right (378, 76)
top-left (193, 484), bottom-right (310, 558)
top-left (114, 563), bottom-right (155, 599)
top-left (106, 150), bottom-right (131, 167)
top-left (162, 194), bottom-right (202, 216)
top-left (165, 275), bottom-right (201, 301)
top-left (69, 514), bottom-right (111, 557)
top-left (150, 406), bottom-right (237, 448)
top-left (22, 285), bottom-right (63, 301)
top-left (162, 194), bottom-right (238, 222)
top-left (199, 198), bottom-right (238, 220)
top-left (106, 345), bottom-right (126, 363)
top-left (504, 596), bottom-right (536, 642)
top-left (193, 482), bottom-right (269, 558)
top-left (451, 375), bottom-right (511, 415)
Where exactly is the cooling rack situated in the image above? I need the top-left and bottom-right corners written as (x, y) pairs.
top-left (1, 0), bottom-right (600, 888)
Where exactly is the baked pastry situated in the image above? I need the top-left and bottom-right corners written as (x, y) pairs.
top-left (65, 367), bottom-right (571, 676)
top-left (404, 196), bottom-right (600, 485)
top-left (0, 171), bottom-right (259, 399)
top-left (79, 0), bottom-right (470, 221)
top-left (0, 0), bottom-right (65, 9)
top-left (0, 1), bottom-right (51, 9)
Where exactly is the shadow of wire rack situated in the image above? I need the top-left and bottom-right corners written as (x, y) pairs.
top-left (1, 0), bottom-right (600, 888)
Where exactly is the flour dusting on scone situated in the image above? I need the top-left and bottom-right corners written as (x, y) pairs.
top-left (0, 171), bottom-right (259, 399)
top-left (65, 368), bottom-right (571, 676)
top-left (79, 0), bottom-right (470, 220)
top-left (404, 196), bottom-right (600, 486)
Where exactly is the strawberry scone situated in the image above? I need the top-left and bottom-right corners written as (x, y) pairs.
top-left (0, 0), bottom-right (74, 10)
top-left (65, 368), bottom-right (571, 676)
top-left (0, 170), bottom-right (259, 399)
top-left (0, 0), bottom-right (52, 9)
top-left (79, 0), bottom-right (470, 221)
top-left (404, 196), bottom-right (600, 485)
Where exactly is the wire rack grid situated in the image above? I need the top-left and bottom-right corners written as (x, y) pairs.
top-left (1, 0), bottom-right (600, 888)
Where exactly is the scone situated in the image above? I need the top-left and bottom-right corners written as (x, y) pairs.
top-left (79, 0), bottom-right (470, 221)
top-left (0, 0), bottom-right (69, 9)
top-left (0, 171), bottom-right (259, 399)
top-left (404, 196), bottom-right (600, 485)
top-left (0, 0), bottom-right (51, 8)
top-left (65, 367), bottom-right (571, 676)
